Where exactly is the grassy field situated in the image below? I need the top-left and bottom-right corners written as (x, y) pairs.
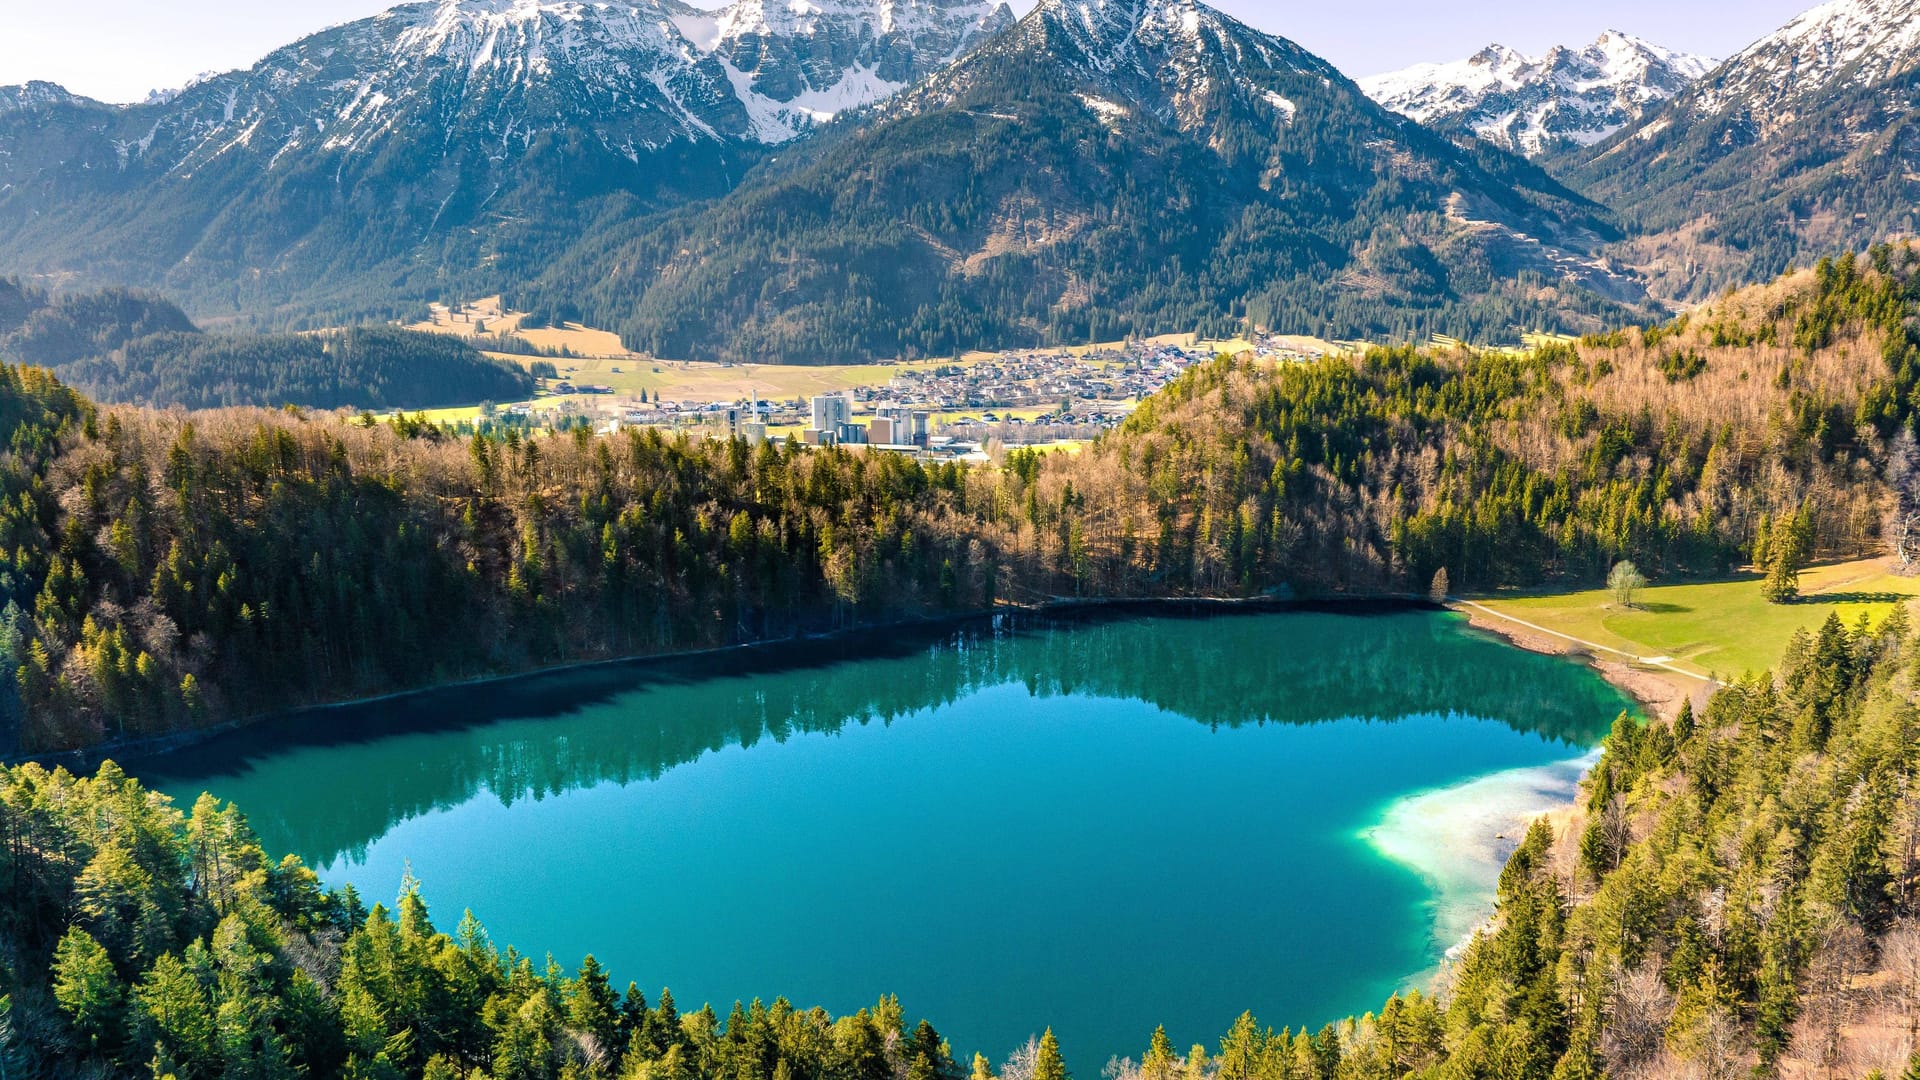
top-left (516, 355), bottom-right (981, 402)
top-left (1470, 558), bottom-right (1920, 680)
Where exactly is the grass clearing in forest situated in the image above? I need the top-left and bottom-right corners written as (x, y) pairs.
top-left (1470, 558), bottom-right (1920, 680)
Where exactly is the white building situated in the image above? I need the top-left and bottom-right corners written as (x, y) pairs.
top-left (811, 393), bottom-right (852, 433)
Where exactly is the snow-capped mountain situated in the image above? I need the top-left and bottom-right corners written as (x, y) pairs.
top-left (1360, 32), bottom-right (1714, 156)
top-left (1559, 0), bottom-right (1920, 301)
top-left (0, 81), bottom-right (89, 115)
top-left (47, 0), bottom-right (1014, 167)
top-left (0, 0), bottom-right (1011, 317)
top-left (896, 0), bottom-right (1340, 136)
top-left (1683, 0), bottom-right (1920, 137)
top-left (534, 0), bottom-right (1650, 362)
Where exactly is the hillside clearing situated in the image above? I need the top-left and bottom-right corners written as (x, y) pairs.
top-left (1467, 557), bottom-right (1920, 682)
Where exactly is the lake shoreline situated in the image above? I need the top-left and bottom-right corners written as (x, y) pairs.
top-left (1385, 602), bottom-right (1705, 996)
top-left (1365, 748), bottom-right (1600, 989)
top-left (1452, 604), bottom-right (1700, 723)
top-left (22, 592), bottom-right (1444, 770)
top-left (129, 605), bottom-right (1625, 1069)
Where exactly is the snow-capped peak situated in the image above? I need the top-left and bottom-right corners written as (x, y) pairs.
top-left (1686, 0), bottom-right (1920, 133)
top-left (3, 0), bottom-right (1012, 163)
top-left (1360, 30), bottom-right (1715, 156)
top-left (970, 0), bottom-right (1338, 134)
top-left (0, 81), bottom-right (95, 115)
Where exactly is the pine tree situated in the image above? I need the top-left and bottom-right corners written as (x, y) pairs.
top-left (1142, 1026), bottom-right (1176, 1080)
top-left (1761, 509), bottom-right (1812, 603)
top-left (51, 927), bottom-right (123, 1054)
top-left (1034, 1029), bottom-right (1067, 1080)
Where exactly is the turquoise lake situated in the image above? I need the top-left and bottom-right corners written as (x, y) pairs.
top-left (130, 608), bottom-right (1634, 1072)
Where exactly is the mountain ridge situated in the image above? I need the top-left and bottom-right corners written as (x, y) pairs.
top-left (1360, 31), bottom-right (1714, 156)
top-left (1552, 0), bottom-right (1920, 300)
top-left (0, 0), bottom-right (1011, 325)
top-left (514, 0), bottom-right (1651, 361)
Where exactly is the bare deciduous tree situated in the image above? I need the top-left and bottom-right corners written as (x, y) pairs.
top-left (1602, 963), bottom-right (1675, 1073)
top-left (1890, 428), bottom-right (1920, 571)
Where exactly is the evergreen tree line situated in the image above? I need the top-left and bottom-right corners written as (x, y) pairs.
top-left (1, 246), bottom-right (1917, 754)
top-left (0, 279), bottom-right (533, 411)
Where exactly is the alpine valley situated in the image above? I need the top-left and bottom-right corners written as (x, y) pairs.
top-left (516, 0), bottom-right (1666, 360)
top-left (11, 1), bottom-right (1920, 1079)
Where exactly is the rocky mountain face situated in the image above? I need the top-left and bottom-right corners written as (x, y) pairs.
top-left (695, 0), bottom-right (1014, 141)
top-left (1360, 33), bottom-right (1714, 156)
top-left (1553, 0), bottom-right (1920, 299)
top-left (1683, 0), bottom-right (1920, 135)
top-left (516, 0), bottom-right (1652, 361)
top-left (0, 0), bottom-right (1010, 324)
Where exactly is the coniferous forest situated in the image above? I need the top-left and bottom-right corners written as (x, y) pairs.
top-left (0, 245), bottom-right (1910, 755)
top-left (0, 280), bottom-right (533, 411)
top-left (0, 247), bottom-right (1912, 1077)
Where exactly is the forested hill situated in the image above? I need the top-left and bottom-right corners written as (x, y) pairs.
top-left (0, 280), bottom-right (534, 409)
top-left (0, 244), bottom-right (1914, 756)
top-left (6, 584), bottom-right (1917, 1076)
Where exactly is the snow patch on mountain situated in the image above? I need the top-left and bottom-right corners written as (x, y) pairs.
top-left (1361, 31), bottom-right (1713, 155)
top-left (961, 0), bottom-right (1340, 137)
top-left (1687, 0), bottom-right (1920, 135)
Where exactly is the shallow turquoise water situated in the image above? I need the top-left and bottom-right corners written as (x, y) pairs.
top-left (131, 609), bottom-right (1632, 1071)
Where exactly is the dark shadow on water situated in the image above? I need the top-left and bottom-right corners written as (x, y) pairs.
top-left (124, 601), bottom-right (1636, 868)
top-left (126, 599), bottom-right (1419, 779)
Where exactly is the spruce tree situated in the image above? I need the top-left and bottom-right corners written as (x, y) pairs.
top-left (1034, 1028), bottom-right (1067, 1080)
top-left (51, 927), bottom-right (124, 1055)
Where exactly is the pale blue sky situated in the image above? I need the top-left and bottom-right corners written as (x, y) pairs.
top-left (3, 0), bottom-right (1817, 103)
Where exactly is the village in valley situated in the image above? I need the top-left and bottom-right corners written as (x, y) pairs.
top-left (407, 297), bottom-right (1352, 457)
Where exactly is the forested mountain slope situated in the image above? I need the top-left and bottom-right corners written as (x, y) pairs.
top-left (0, 245), bottom-right (1911, 755)
top-left (0, 280), bottom-right (533, 410)
top-left (519, 0), bottom-right (1650, 362)
top-left (1550, 0), bottom-right (1920, 301)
